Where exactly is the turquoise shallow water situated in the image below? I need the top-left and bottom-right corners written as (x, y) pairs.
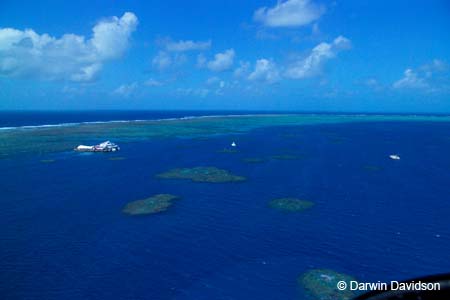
top-left (1, 113), bottom-right (450, 158)
top-left (1, 114), bottom-right (450, 299)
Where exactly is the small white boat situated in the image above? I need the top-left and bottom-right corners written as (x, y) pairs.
top-left (231, 142), bottom-right (237, 147)
top-left (389, 154), bottom-right (400, 160)
top-left (75, 141), bottom-right (120, 152)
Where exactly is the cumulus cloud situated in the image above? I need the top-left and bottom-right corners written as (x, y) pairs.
top-left (196, 53), bottom-right (207, 67)
top-left (206, 76), bottom-right (220, 85)
top-left (152, 51), bottom-right (172, 70)
top-left (176, 88), bottom-right (210, 98)
top-left (365, 78), bottom-right (379, 87)
top-left (419, 59), bottom-right (447, 75)
top-left (248, 59), bottom-right (280, 83)
top-left (144, 78), bottom-right (163, 86)
top-left (233, 61), bottom-right (251, 78)
top-left (152, 50), bottom-right (187, 70)
top-left (357, 78), bottom-right (385, 93)
top-left (393, 60), bottom-right (449, 92)
top-left (165, 39), bottom-right (211, 52)
top-left (254, 0), bottom-right (325, 28)
top-left (113, 82), bottom-right (138, 97)
top-left (151, 38), bottom-right (210, 72)
top-left (0, 12), bottom-right (138, 82)
top-left (393, 69), bottom-right (428, 89)
top-left (285, 35), bottom-right (351, 79)
top-left (204, 77), bottom-right (226, 95)
top-left (207, 49), bottom-right (235, 72)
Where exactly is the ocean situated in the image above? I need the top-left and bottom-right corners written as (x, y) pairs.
top-left (1, 111), bottom-right (450, 299)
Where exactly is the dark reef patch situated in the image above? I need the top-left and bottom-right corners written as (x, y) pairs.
top-left (108, 156), bottom-right (126, 161)
top-left (363, 165), bottom-right (382, 171)
top-left (269, 198), bottom-right (314, 212)
top-left (217, 148), bottom-right (239, 154)
top-left (242, 157), bottom-right (266, 163)
top-left (156, 167), bottom-right (246, 183)
top-left (123, 194), bottom-right (180, 215)
top-left (300, 269), bottom-right (357, 300)
top-left (270, 154), bottom-right (301, 160)
top-left (40, 159), bottom-right (56, 163)
top-left (329, 137), bottom-right (347, 144)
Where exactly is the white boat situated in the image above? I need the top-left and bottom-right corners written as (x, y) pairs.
top-left (389, 154), bottom-right (400, 160)
top-left (231, 142), bottom-right (237, 147)
top-left (75, 141), bottom-right (120, 152)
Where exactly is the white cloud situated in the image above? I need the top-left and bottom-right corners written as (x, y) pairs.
top-left (205, 76), bottom-right (226, 95)
top-left (420, 59), bottom-right (447, 75)
top-left (361, 78), bottom-right (384, 92)
top-left (393, 69), bottom-right (429, 90)
top-left (196, 88), bottom-right (210, 97)
top-left (197, 54), bottom-right (207, 67)
top-left (165, 39), bottom-right (211, 52)
top-left (393, 60), bottom-right (449, 92)
top-left (152, 51), bottom-right (172, 70)
top-left (248, 59), bottom-right (280, 84)
top-left (152, 50), bottom-right (187, 71)
top-left (233, 61), bottom-right (251, 78)
top-left (176, 88), bottom-right (210, 98)
top-left (254, 0), bottom-right (325, 28)
top-left (364, 78), bottom-right (382, 89)
top-left (91, 12), bottom-right (138, 60)
top-left (207, 49), bottom-right (235, 72)
top-left (215, 81), bottom-right (227, 95)
top-left (206, 76), bottom-right (220, 85)
top-left (0, 12), bottom-right (138, 82)
top-left (312, 23), bottom-right (320, 35)
top-left (285, 35), bottom-right (351, 79)
top-left (144, 78), bottom-right (163, 86)
top-left (62, 85), bottom-right (85, 95)
top-left (113, 82), bottom-right (138, 97)
top-left (152, 38), bottom-right (210, 72)
top-left (365, 78), bottom-right (378, 87)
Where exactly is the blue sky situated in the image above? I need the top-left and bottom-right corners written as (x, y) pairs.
top-left (0, 0), bottom-right (449, 112)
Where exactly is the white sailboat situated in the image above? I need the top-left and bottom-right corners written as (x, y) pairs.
top-left (389, 154), bottom-right (400, 160)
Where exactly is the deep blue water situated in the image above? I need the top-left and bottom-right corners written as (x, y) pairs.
top-left (1, 116), bottom-right (450, 299)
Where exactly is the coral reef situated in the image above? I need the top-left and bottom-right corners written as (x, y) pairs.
top-left (269, 198), bottom-right (314, 212)
top-left (300, 269), bottom-right (357, 300)
top-left (270, 154), bottom-right (301, 160)
top-left (156, 167), bottom-right (246, 183)
top-left (217, 148), bottom-right (239, 154)
top-left (108, 156), bottom-right (126, 161)
top-left (40, 159), bottom-right (55, 163)
top-left (242, 157), bottom-right (266, 163)
top-left (363, 165), bottom-right (382, 171)
top-left (123, 194), bottom-right (180, 215)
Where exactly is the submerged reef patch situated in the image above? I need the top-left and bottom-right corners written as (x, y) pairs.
top-left (363, 165), bottom-right (382, 171)
top-left (108, 156), bottom-right (126, 161)
top-left (280, 133), bottom-right (302, 138)
top-left (123, 194), bottom-right (180, 215)
top-left (40, 159), bottom-right (56, 163)
top-left (270, 154), bottom-right (301, 160)
top-left (329, 137), bottom-right (347, 144)
top-left (269, 198), bottom-right (314, 212)
top-left (156, 167), bottom-right (246, 183)
top-left (300, 269), bottom-right (357, 300)
top-left (242, 157), bottom-right (266, 163)
top-left (217, 148), bottom-right (239, 154)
